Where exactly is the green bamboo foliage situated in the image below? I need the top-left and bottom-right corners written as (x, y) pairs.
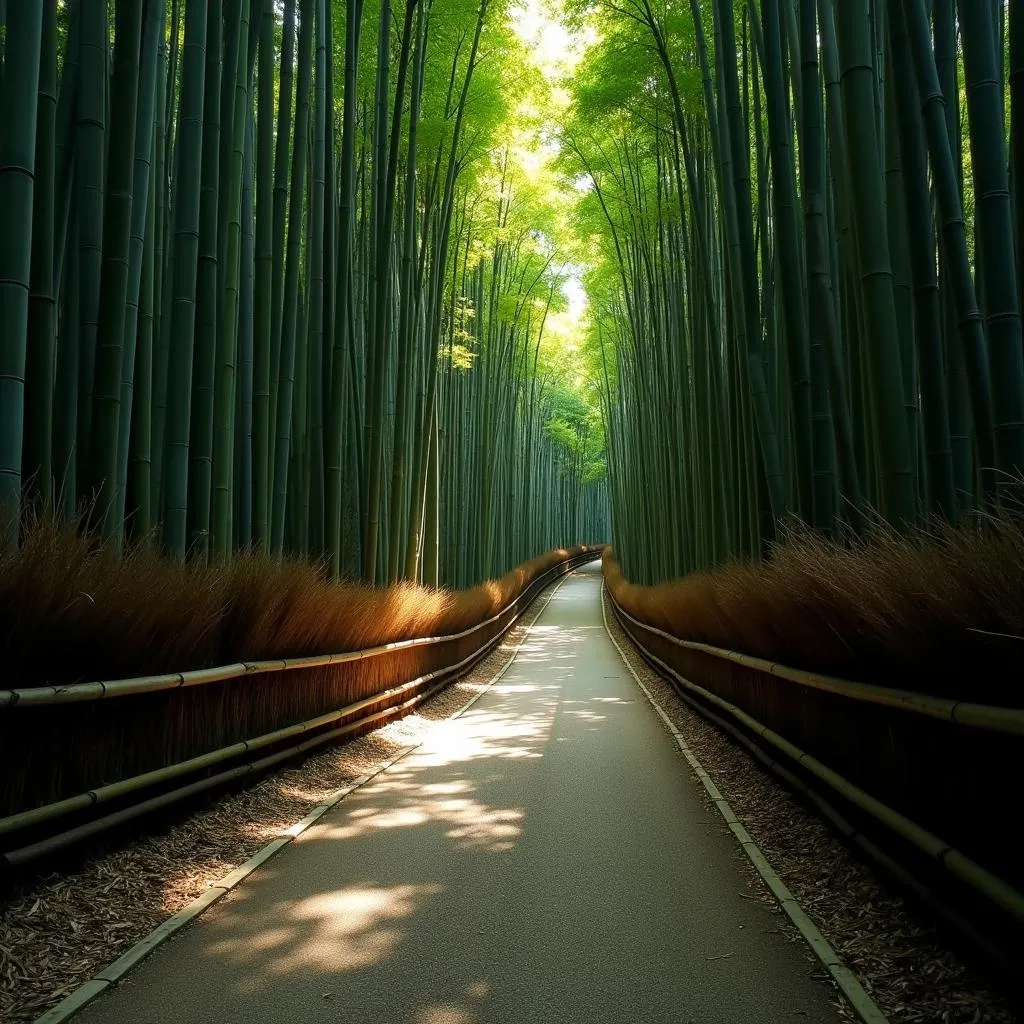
top-left (8, 0), bottom-right (1024, 600)
top-left (74, 1), bottom-right (107, 505)
top-left (118, 0), bottom-right (166, 536)
top-left (324, 0), bottom-right (364, 577)
top-left (252, 0), bottom-right (276, 551)
top-left (23, 1), bottom-right (58, 515)
top-left (761, 0), bottom-right (813, 524)
top-left (87, 0), bottom-right (143, 542)
top-left (211, 0), bottom-right (253, 557)
top-left (887, 1), bottom-right (954, 520)
top-left (798, 0), bottom-right (860, 526)
top-left (161, 0), bottom-right (208, 556)
top-left (956, 0), bottom-right (1024, 489)
top-left (186, 0), bottom-right (224, 556)
top-left (1, 0), bottom-right (609, 584)
top-left (270, 0), bottom-right (314, 556)
top-left (0, 3), bottom-right (44, 548)
top-left (566, 0), bottom-right (1024, 584)
top-left (305, 0), bottom-right (328, 556)
top-left (267, 0), bottom-right (296, 501)
top-left (833, 0), bottom-right (916, 524)
top-left (387, 1), bottom-right (427, 584)
top-left (903, 0), bottom-right (995, 493)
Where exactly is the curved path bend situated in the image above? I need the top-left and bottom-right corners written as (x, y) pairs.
top-left (78, 562), bottom-right (842, 1024)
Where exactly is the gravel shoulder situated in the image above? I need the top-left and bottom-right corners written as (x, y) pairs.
top-left (601, 585), bottom-right (1018, 1024)
top-left (0, 576), bottom-right (562, 1024)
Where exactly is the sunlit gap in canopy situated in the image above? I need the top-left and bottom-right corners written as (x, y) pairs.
top-left (507, 0), bottom-right (594, 368)
top-left (511, 0), bottom-right (593, 83)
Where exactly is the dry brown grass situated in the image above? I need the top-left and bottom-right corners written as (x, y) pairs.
top-left (0, 518), bottom-right (596, 688)
top-left (604, 510), bottom-right (1024, 705)
top-left (0, 523), bottom-right (599, 816)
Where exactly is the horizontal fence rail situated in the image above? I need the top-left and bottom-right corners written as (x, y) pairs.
top-left (0, 549), bottom-right (599, 866)
top-left (603, 608), bottom-right (1024, 736)
top-left (605, 583), bottom-right (1024, 963)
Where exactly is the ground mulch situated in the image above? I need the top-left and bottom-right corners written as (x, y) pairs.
top-left (0, 577), bottom-right (555, 1024)
top-left (601, 586), bottom-right (1019, 1024)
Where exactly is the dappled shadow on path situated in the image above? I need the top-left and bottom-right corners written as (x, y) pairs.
top-left (131, 571), bottom-right (636, 1023)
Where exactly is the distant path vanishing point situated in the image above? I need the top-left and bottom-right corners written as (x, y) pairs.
top-left (76, 561), bottom-right (842, 1024)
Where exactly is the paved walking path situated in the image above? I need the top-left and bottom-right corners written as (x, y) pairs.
top-left (78, 563), bottom-right (842, 1023)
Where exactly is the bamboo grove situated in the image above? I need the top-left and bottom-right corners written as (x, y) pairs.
top-left (565, 0), bottom-right (1024, 584)
top-left (0, 0), bottom-right (609, 587)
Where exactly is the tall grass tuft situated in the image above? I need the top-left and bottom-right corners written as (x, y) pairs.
top-left (604, 508), bottom-right (1024, 705)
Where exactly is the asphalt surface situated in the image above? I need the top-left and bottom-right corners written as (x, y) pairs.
top-left (78, 562), bottom-right (843, 1023)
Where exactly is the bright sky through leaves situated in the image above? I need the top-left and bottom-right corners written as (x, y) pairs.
top-left (511, 0), bottom-right (590, 354)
